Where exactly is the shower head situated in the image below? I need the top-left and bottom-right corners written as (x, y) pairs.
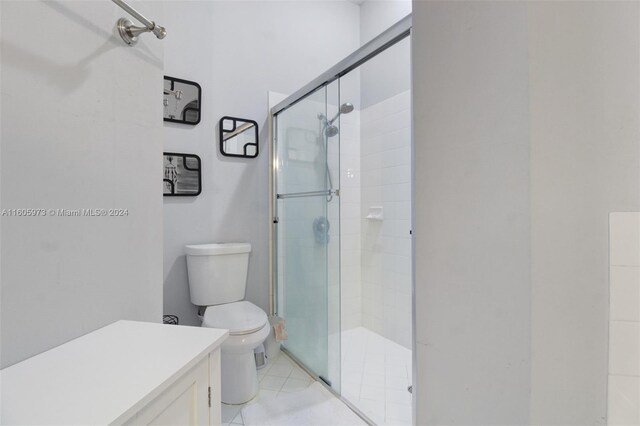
top-left (325, 125), bottom-right (340, 138)
top-left (339, 102), bottom-right (355, 114)
top-left (328, 102), bottom-right (355, 125)
top-left (318, 102), bottom-right (355, 137)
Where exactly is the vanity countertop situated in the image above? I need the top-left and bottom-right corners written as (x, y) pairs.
top-left (1, 320), bottom-right (228, 425)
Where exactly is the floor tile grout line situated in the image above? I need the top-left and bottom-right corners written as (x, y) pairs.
top-left (341, 327), bottom-right (412, 425)
top-left (225, 352), bottom-right (314, 426)
top-left (229, 338), bottom-right (409, 425)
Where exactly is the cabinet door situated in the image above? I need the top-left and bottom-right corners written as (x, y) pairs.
top-left (208, 350), bottom-right (222, 425)
top-left (131, 357), bottom-right (210, 426)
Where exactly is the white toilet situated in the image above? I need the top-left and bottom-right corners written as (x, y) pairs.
top-left (185, 243), bottom-right (270, 405)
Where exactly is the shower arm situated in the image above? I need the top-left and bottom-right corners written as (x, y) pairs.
top-left (112, 0), bottom-right (167, 46)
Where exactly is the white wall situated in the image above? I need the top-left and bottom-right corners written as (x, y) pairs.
top-left (359, 0), bottom-right (411, 109)
top-left (360, 0), bottom-right (411, 44)
top-left (413, 2), bottom-right (531, 424)
top-left (0, 0), bottom-right (164, 367)
top-left (163, 1), bottom-right (360, 325)
top-left (528, 3), bottom-right (640, 423)
top-left (608, 213), bottom-right (640, 425)
top-left (413, 1), bottom-right (640, 424)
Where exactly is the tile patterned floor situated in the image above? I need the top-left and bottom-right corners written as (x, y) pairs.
top-left (341, 327), bottom-right (412, 425)
top-left (222, 328), bottom-right (412, 426)
top-left (221, 352), bottom-right (315, 425)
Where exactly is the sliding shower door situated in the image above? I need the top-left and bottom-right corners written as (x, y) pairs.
top-left (274, 81), bottom-right (341, 391)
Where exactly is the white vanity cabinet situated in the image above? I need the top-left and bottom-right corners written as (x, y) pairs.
top-left (1, 320), bottom-right (228, 425)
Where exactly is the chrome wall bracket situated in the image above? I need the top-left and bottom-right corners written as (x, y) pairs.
top-left (117, 18), bottom-right (145, 46)
top-left (112, 0), bottom-right (166, 47)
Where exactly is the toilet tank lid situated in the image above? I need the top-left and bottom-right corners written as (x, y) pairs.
top-left (185, 243), bottom-right (251, 256)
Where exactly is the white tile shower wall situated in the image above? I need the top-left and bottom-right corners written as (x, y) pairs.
top-left (340, 110), bottom-right (362, 331)
top-left (608, 213), bottom-right (640, 426)
top-left (360, 90), bottom-right (412, 349)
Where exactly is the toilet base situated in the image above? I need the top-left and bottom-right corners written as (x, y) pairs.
top-left (205, 316), bottom-right (270, 405)
top-left (221, 350), bottom-right (259, 404)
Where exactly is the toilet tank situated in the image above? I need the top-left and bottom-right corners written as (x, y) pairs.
top-left (185, 243), bottom-right (251, 306)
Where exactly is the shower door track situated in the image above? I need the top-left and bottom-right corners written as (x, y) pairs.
top-left (280, 347), bottom-right (375, 426)
top-left (271, 14), bottom-right (411, 116)
top-left (276, 189), bottom-right (338, 199)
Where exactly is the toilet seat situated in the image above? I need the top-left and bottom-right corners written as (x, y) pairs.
top-left (203, 301), bottom-right (267, 335)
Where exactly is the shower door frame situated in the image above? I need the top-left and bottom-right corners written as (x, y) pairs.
top-left (269, 13), bottom-right (414, 423)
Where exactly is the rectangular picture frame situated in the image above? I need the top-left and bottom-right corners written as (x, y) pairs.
top-left (163, 152), bottom-right (202, 196)
top-left (163, 76), bottom-right (202, 125)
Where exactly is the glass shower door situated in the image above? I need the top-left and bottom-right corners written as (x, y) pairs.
top-left (274, 81), bottom-right (341, 391)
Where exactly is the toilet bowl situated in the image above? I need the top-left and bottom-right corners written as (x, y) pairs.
top-left (202, 300), bottom-right (270, 404)
top-left (185, 243), bottom-right (269, 405)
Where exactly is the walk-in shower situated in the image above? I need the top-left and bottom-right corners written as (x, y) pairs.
top-left (271, 15), bottom-right (413, 426)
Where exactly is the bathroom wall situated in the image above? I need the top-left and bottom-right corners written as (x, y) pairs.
top-left (363, 5), bottom-right (413, 348)
top-left (350, 0), bottom-right (413, 348)
top-left (528, 4), bottom-right (640, 423)
top-left (413, 1), bottom-right (640, 424)
top-left (359, 0), bottom-right (411, 109)
top-left (608, 213), bottom-right (640, 425)
top-left (360, 88), bottom-right (412, 349)
top-left (360, 0), bottom-right (412, 44)
top-left (337, 1), bottom-right (412, 345)
top-left (0, 0), bottom-right (164, 367)
top-left (413, 2), bottom-right (532, 424)
top-left (162, 1), bottom-right (361, 325)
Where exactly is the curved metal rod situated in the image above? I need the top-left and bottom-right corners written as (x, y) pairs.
top-left (112, 0), bottom-right (166, 44)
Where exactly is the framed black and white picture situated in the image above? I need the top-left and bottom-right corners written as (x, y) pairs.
top-left (163, 76), bottom-right (202, 125)
top-left (163, 153), bottom-right (202, 196)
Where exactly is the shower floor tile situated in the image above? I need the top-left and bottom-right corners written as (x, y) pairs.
top-left (342, 327), bottom-right (412, 425)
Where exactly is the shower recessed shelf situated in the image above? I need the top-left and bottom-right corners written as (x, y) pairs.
top-left (365, 206), bottom-right (383, 221)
